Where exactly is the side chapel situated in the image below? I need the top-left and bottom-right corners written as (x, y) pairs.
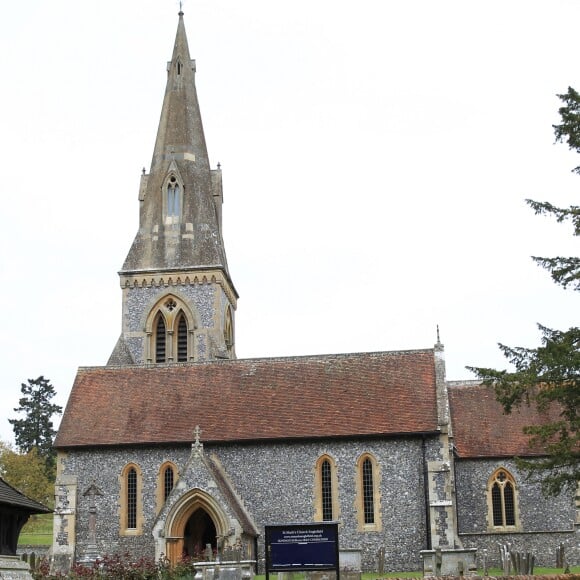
top-left (52, 11), bottom-right (578, 573)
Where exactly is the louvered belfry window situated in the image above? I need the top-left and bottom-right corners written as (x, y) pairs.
top-left (362, 458), bottom-right (375, 524)
top-left (177, 315), bottom-right (188, 362)
top-left (321, 459), bottom-right (333, 521)
top-left (156, 316), bottom-right (166, 363)
top-left (127, 468), bottom-right (137, 529)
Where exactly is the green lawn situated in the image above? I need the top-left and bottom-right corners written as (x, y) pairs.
top-left (18, 513), bottom-right (52, 546)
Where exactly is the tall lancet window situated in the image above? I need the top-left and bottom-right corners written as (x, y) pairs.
top-left (155, 315), bottom-right (167, 363)
top-left (176, 313), bottom-right (188, 362)
top-left (224, 307), bottom-right (234, 358)
top-left (356, 453), bottom-right (381, 531)
top-left (166, 176), bottom-right (181, 222)
top-left (314, 455), bottom-right (339, 523)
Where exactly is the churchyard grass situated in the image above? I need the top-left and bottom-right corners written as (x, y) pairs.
top-left (18, 513), bottom-right (52, 546)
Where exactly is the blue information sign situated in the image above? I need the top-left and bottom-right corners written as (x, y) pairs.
top-left (265, 523), bottom-right (339, 576)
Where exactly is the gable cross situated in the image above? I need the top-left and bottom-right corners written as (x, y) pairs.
top-left (192, 424), bottom-right (203, 454)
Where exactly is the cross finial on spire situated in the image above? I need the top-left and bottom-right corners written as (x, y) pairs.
top-left (179, 0), bottom-right (184, 16)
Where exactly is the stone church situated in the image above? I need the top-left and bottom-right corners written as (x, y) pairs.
top-left (52, 11), bottom-right (578, 573)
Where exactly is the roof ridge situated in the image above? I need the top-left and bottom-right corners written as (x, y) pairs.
top-left (81, 347), bottom-right (436, 372)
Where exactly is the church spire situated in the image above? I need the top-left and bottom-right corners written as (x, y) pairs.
top-left (121, 10), bottom-right (230, 276)
top-left (109, 12), bottom-right (237, 366)
top-left (149, 10), bottom-right (210, 174)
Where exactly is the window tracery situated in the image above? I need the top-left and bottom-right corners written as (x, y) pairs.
top-left (146, 295), bottom-right (194, 364)
top-left (163, 173), bottom-right (183, 224)
top-left (487, 467), bottom-right (519, 530)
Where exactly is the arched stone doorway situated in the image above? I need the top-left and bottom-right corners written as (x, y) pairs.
top-left (157, 488), bottom-right (231, 565)
top-left (183, 508), bottom-right (217, 558)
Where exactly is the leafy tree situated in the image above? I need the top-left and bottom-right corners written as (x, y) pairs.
top-left (468, 87), bottom-right (580, 496)
top-left (0, 442), bottom-right (53, 506)
top-left (9, 376), bottom-right (62, 475)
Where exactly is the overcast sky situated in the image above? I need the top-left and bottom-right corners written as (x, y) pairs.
top-left (0, 0), bottom-right (578, 444)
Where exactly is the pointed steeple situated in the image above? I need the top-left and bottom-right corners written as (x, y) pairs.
top-left (150, 10), bottom-right (210, 174)
top-left (122, 11), bottom-right (230, 277)
top-left (110, 12), bottom-right (237, 366)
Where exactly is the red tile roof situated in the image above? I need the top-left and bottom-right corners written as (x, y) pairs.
top-left (448, 382), bottom-right (560, 458)
top-left (55, 350), bottom-right (439, 448)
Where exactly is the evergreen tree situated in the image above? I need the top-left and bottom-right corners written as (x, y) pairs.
top-left (9, 376), bottom-right (62, 475)
top-left (468, 87), bottom-right (580, 496)
top-left (528, 86), bottom-right (580, 291)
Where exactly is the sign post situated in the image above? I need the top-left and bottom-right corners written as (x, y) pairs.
top-left (265, 522), bottom-right (339, 580)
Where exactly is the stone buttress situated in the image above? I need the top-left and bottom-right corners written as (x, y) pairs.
top-left (427, 339), bottom-right (462, 549)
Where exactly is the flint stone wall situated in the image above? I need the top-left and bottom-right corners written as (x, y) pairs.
top-left (59, 436), bottom-right (438, 571)
top-left (455, 458), bottom-right (577, 567)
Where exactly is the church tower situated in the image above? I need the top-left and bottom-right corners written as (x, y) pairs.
top-left (108, 11), bottom-right (237, 366)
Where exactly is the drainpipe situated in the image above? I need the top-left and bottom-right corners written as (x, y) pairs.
top-left (422, 436), bottom-right (432, 550)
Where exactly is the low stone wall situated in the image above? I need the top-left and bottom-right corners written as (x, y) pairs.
top-left (16, 546), bottom-right (50, 559)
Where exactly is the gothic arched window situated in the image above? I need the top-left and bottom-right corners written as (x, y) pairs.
top-left (356, 453), bottom-right (381, 531)
top-left (164, 465), bottom-right (175, 500)
top-left (156, 461), bottom-right (178, 514)
top-left (321, 460), bottom-right (333, 520)
top-left (176, 313), bottom-right (188, 362)
top-left (127, 468), bottom-right (137, 529)
top-left (155, 315), bottom-right (167, 363)
top-left (164, 175), bottom-right (182, 224)
top-left (224, 307), bottom-right (234, 358)
top-left (120, 463), bottom-right (143, 535)
top-left (314, 455), bottom-right (339, 522)
top-left (487, 468), bottom-right (519, 530)
top-left (362, 458), bottom-right (375, 524)
top-left (147, 296), bottom-right (193, 364)
top-left (167, 177), bottom-right (180, 217)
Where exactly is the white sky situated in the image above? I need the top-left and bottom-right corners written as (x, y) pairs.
top-left (0, 0), bottom-right (578, 444)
